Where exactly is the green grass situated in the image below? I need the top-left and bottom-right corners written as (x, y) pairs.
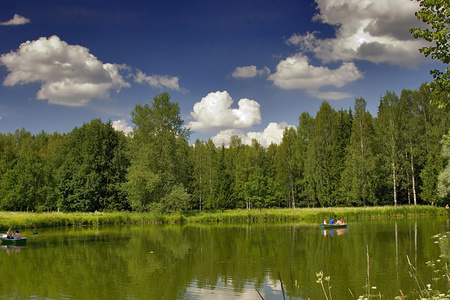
top-left (187, 205), bottom-right (447, 223)
top-left (0, 211), bottom-right (187, 231)
top-left (0, 205), bottom-right (447, 231)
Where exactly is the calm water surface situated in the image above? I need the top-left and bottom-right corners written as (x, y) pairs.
top-left (0, 218), bottom-right (449, 299)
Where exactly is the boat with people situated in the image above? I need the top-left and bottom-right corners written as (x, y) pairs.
top-left (321, 224), bottom-right (348, 229)
top-left (321, 218), bottom-right (348, 229)
top-left (0, 233), bottom-right (27, 246)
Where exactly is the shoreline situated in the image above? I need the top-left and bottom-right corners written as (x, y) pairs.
top-left (0, 205), bottom-right (448, 231)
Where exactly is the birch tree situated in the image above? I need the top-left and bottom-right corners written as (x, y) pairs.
top-left (375, 92), bottom-right (408, 206)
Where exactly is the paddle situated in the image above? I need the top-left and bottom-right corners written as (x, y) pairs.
top-left (22, 232), bottom-right (38, 236)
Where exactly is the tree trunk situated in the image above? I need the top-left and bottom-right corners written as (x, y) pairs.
top-left (199, 171), bottom-right (202, 211)
top-left (393, 161), bottom-right (397, 206)
top-left (410, 145), bottom-right (417, 205)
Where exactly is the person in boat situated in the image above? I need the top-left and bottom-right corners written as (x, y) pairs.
top-left (329, 218), bottom-right (334, 225)
top-left (323, 219), bottom-right (327, 224)
top-left (6, 228), bottom-right (14, 239)
top-left (335, 219), bottom-right (342, 225)
top-left (14, 230), bottom-right (21, 239)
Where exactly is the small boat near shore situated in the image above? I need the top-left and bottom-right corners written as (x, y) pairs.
top-left (320, 224), bottom-right (348, 229)
top-left (0, 234), bottom-right (27, 246)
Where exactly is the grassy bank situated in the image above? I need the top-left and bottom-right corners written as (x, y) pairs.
top-left (0, 211), bottom-right (186, 231)
top-left (0, 205), bottom-right (448, 231)
top-left (188, 205), bottom-right (448, 223)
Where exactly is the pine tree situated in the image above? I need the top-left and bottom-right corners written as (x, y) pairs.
top-left (297, 112), bottom-right (315, 207)
top-left (305, 102), bottom-right (341, 207)
top-left (340, 98), bottom-right (377, 206)
top-left (275, 127), bottom-right (301, 208)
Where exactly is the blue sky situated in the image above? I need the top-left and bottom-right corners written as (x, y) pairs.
top-left (0, 0), bottom-right (441, 146)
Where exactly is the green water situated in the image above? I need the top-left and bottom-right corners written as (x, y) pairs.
top-left (0, 218), bottom-right (449, 299)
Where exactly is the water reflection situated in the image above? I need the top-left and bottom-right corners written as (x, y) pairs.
top-left (185, 277), bottom-right (285, 299)
top-left (0, 245), bottom-right (26, 255)
top-left (321, 228), bottom-right (348, 237)
top-left (0, 218), bottom-right (448, 299)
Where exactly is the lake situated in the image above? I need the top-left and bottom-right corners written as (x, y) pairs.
top-left (0, 217), bottom-right (449, 299)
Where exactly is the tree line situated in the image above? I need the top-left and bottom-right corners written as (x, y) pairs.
top-left (0, 85), bottom-right (449, 212)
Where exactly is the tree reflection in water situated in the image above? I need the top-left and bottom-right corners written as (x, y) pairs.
top-left (0, 219), bottom-right (447, 299)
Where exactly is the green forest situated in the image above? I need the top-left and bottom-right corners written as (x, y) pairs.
top-left (0, 84), bottom-right (449, 213)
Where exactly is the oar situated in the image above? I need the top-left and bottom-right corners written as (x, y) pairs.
top-left (24, 232), bottom-right (38, 236)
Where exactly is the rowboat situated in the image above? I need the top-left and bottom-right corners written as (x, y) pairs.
top-left (1, 237), bottom-right (27, 246)
top-left (0, 234), bottom-right (27, 246)
top-left (320, 224), bottom-right (348, 229)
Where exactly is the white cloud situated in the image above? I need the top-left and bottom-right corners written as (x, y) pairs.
top-left (0, 14), bottom-right (30, 26)
top-left (112, 119), bottom-right (133, 135)
top-left (287, 0), bottom-right (426, 66)
top-left (134, 69), bottom-right (181, 91)
top-left (188, 91), bottom-right (261, 131)
top-left (0, 35), bottom-right (130, 106)
top-left (211, 122), bottom-right (292, 148)
top-left (268, 53), bottom-right (362, 92)
top-left (212, 129), bottom-right (249, 147)
top-left (247, 122), bottom-right (293, 147)
top-left (232, 65), bottom-right (270, 78)
top-left (267, 0), bottom-right (429, 99)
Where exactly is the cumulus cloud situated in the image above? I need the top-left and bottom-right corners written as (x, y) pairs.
top-left (212, 129), bottom-right (249, 147)
top-left (0, 35), bottom-right (130, 106)
top-left (0, 36), bottom-right (185, 106)
top-left (188, 91), bottom-right (261, 131)
top-left (268, 53), bottom-right (362, 95)
top-left (232, 65), bottom-right (270, 78)
top-left (112, 119), bottom-right (133, 135)
top-left (0, 14), bottom-right (30, 26)
top-left (211, 122), bottom-right (292, 148)
top-left (286, 0), bottom-right (426, 66)
top-left (266, 0), bottom-right (429, 99)
top-left (247, 122), bottom-right (293, 147)
top-left (134, 69), bottom-right (181, 91)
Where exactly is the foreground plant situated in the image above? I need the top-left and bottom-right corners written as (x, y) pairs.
top-left (398, 232), bottom-right (450, 300)
top-left (316, 271), bottom-right (332, 300)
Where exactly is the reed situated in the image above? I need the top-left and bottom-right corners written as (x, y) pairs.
top-left (317, 233), bottom-right (450, 299)
top-left (0, 211), bottom-right (187, 231)
top-left (187, 205), bottom-right (447, 223)
top-left (0, 205), bottom-right (446, 231)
